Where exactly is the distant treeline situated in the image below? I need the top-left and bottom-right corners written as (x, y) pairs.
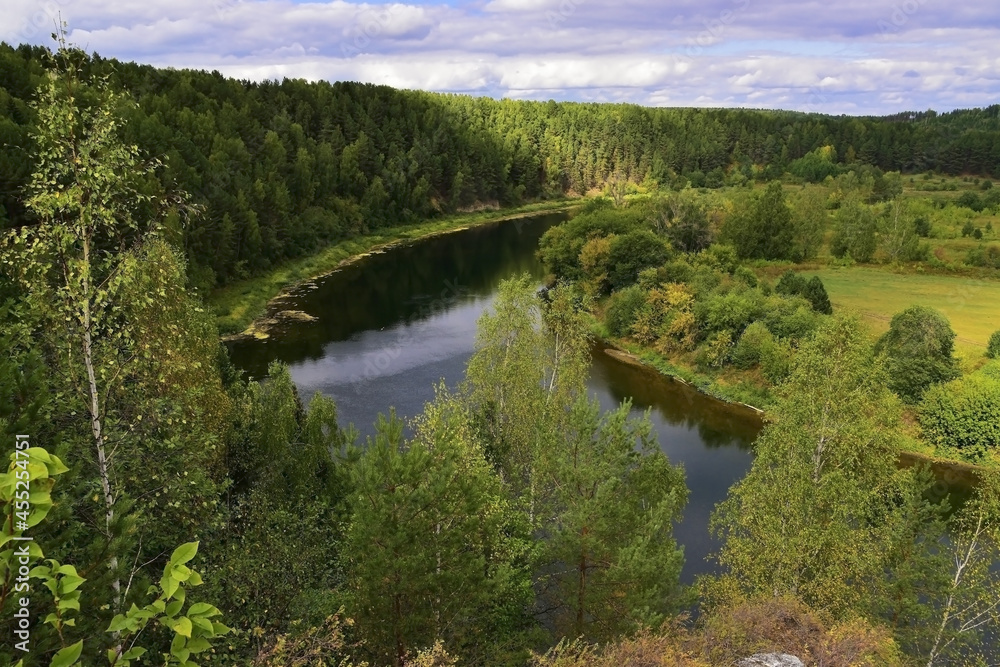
top-left (3, 42), bottom-right (1000, 288)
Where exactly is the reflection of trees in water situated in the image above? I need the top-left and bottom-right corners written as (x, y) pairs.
top-left (589, 345), bottom-right (764, 452)
top-left (229, 213), bottom-right (566, 375)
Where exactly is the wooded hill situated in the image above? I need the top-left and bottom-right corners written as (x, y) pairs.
top-left (2, 42), bottom-right (1000, 290)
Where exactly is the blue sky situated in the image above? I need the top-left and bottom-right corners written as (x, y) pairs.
top-left (5, 0), bottom-right (999, 115)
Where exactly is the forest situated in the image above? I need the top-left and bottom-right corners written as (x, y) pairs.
top-left (4, 41), bottom-right (1000, 293)
top-left (2, 41), bottom-right (1000, 667)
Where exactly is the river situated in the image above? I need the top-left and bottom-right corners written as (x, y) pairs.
top-left (228, 210), bottom-right (764, 584)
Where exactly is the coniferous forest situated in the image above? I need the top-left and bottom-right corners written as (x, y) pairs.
top-left (4, 42), bottom-right (1000, 291)
top-left (2, 41), bottom-right (1000, 667)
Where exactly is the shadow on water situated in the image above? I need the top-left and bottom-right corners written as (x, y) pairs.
top-left (227, 210), bottom-right (983, 586)
top-left (228, 213), bottom-right (565, 379)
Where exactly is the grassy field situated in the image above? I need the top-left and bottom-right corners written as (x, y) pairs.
top-left (811, 266), bottom-right (1000, 357)
top-left (207, 199), bottom-right (580, 335)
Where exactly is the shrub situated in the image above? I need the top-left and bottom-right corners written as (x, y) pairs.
top-left (659, 259), bottom-right (695, 285)
top-left (775, 270), bottom-right (808, 297)
top-left (731, 321), bottom-right (775, 370)
top-left (774, 271), bottom-right (832, 314)
top-left (957, 191), bottom-right (985, 212)
top-left (988, 330), bottom-right (1000, 359)
top-left (604, 286), bottom-right (647, 337)
top-left (733, 265), bottom-right (758, 288)
top-left (696, 330), bottom-right (734, 369)
top-left (687, 264), bottom-right (723, 297)
top-left (876, 306), bottom-right (961, 403)
top-left (606, 230), bottom-right (671, 290)
top-left (966, 244), bottom-right (1000, 269)
top-left (695, 286), bottom-right (767, 340)
top-left (700, 597), bottom-right (902, 667)
top-left (698, 244), bottom-right (739, 274)
top-left (920, 373), bottom-right (1000, 459)
top-left (760, 338), bottom-right (794, 384)
top-left (764, 300), bottom-right (820, 340)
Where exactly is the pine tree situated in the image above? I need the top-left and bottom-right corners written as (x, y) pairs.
top-left (804, 276), bottom-right (833, 314)
top-left (536, 397), bottom-right (688, 640)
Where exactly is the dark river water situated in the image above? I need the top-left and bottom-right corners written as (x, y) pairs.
top-left (229, 211), bottom-right (762, 584)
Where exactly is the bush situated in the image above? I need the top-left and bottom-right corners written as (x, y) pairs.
top-left (695, 286), bottom-right (767, 340)
top-left (659, 259), bottom-right (695, 285)
top-left (606, 230), bottom-right (671, 290)
top-left (956, 191), bottom-right (985, 212)
top-left (920, 373), bottom-right (1000, 459)
top-left (775, 271), bottom-right (832, 314)
top-left (775, 270), bottom-right (808, 297)
top-left (696, 330), bottom-right (734, 369)
top-left (760, 338), bottom-right (794, 384)
top-left (698, 244), bottom-right (739, 274)
top-left (731, 321), bottom-right (775, 370)
top-left (876, 306), bottom-right (961, 403)
top-left (604, 286), bottom-right (647, 337)
top-left (733, 265), bottom-right (758, 288)
top-left (988, 330), bottom-right (1000, 359)
top-left (966, 244), bottom-right (1000, 269)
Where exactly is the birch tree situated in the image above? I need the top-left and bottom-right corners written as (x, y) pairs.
top-left (1, 39), bottom-right (227, 645)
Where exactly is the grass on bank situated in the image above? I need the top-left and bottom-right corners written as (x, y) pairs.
top-left (207, 199), bottom-right (580, 335)
top-left (809, 267), bottom-right (1000, 353)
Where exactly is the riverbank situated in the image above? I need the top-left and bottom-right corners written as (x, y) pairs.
top-left (586, 310), bottom-right (773, 412)
top-left (596, 332), bottom-right (995, 479)
top-left (209, 199), bottom-right (581, 337)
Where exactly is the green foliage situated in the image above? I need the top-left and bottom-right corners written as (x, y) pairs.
top-left (988, 329), bottom-right (1000, 359)
top-left (535, 397), bottom-right (688, 641)
top-left (790, 188), bottom-right (828, 260)
top-left (537, 207), bottom-right (644, 281)
top-left (965, 243), bottom-right (1000, 269)
top-left (106, 542), bottom-right (229, 667)
top-left (787, 145), bottom-right (842, 182)
top-left (465, 276), bottom-right (589, 490)
top-left (722, 182), bottom-right (796, 260)
top-left (917, 472), bottom-right (1000, 665)
top-left (606, 230), bottom-right (671, 290)
top-left (876, 306), bottom-right (961, 403)
top-left (831, 197), bottom-right (879, 263)
top-left (731, 321), bottom-right (791, 382)
top-left (956, 191), bottom-right (985, 212)
top-left (343, 404), bottom-right (531, 666)
top-left (696, 330), bottom-right (734, 369)
top-left (1, 448), bottom-right (69, 594)
top-left (712, 316), bottom-right (913, 616)
top-left (206, 362), bottom-right (347, 654)
top-left (732, 266), bottom-right (758, 288)
top-left (652, 189), bottom-right (712, 253)
top-left (804, 276), bottom-right (833, 315)
top-left (775, 270), bottom-right (808, 297)
top-left (919, 372), bottom-right (1000, 459)
top-left (880, 198), bottom-right (923, 262)
top-left (604, 286), bottom-right (647, 337)
top-left (3, 447), bottom-right (227, 667)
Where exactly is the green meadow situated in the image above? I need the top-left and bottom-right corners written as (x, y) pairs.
top-left (812, 267), bottom-right (1000, 354)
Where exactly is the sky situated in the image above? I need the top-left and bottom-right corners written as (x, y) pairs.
top-left (5, 0), bottom-right (1000, 115)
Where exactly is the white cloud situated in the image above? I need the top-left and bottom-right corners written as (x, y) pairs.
top-left (3, 0), bottom-right (1000, 114)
